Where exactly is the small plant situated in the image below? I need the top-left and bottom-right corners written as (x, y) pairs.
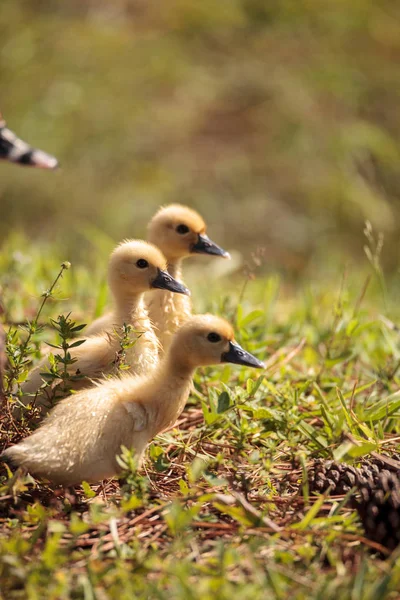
top-left (112, 324), bottom-right (143, 372)
top-left (116, 446), bottom-right (149, 503)
top-left (41, 313), bottom-right (87, 395)
top-left (364, 220), bottom-right (387, 308)
top-left (3, 262), bottom-right (71, 398)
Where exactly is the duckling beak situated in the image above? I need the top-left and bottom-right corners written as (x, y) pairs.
top-left (221, 341), bottom-right (264, 368)
top-left (191, 234), bottom-right (230, 259)
top-left (151, 269), bottom-right (190, 295)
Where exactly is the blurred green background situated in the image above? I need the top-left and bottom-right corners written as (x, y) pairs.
top-left (1, 0), bottom-right (400, 274)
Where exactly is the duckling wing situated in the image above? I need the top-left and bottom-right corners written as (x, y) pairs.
top-left (123, 401), bottom-right (148, 431)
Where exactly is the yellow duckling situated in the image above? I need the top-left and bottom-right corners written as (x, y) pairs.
top-left (86, 205), bottom-right (229, 346)
top-left (3, 315), bottom-right (264, 486)
top-left (145, 205), bottom-right (230, 352)
top-left (18, 240), bottom-right (189, 415)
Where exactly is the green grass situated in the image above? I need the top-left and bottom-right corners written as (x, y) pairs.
top-left (1, 234), bottom-right (400, 599)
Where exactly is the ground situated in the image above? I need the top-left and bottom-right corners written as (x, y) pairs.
top-left (1, 234), bottom-right (400, 599)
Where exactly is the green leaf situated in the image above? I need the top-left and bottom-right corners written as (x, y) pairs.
top-left (240, 310), bottom-right (265, 328)
top-left (250, 374), bottom-right (265, 396)
top-left (201, 401), bottom-right (220, 425)
top-left (333, 440), bottom-right (354, 461)
top-left (346, 441), bottom-right (376, 458)
top-left (45, 342), bottom-right (62, 349)
top-left (293, 493), bottom-right (327, 530)
top-left (149, 445), bottom-right (164, 460)
top-left (69, 514), bottom-right (90, 536)
top-left (325, 350), bottom-right (354, 368)
top-left (179, 479), bottom-right (189, 495)
top-left (337, 388), bottom-right (355, 430)
top-left (342, 380), bottom-right (377, 400)
top-left (364, 391), bottom-right (400, 421)
top-left (81, 481), bottom-right (96, 498)
top-left (297, 421), bottom-right (328, 448)
top-left (217, 391), bottom-right (230, 413)
top-left (68, 339), bottom-right (86, 348)
top-left (71, 324), bottom-right (87, 332)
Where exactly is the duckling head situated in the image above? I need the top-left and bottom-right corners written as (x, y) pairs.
top-left (108, 240), bottom-right (190, 299)
top-left (170, 314), bottom-right (264, 370)
top-left (147, 204), bottom-right (230, 263)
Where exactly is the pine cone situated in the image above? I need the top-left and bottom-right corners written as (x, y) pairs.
top-left (355, 472), bottom-right (400, 552)
top-left (307, 455), bottom-right (400, 497)
top-left (307, 459), bottom-right (367, 496)
top-left (361, 453), bottom-right (400, 475)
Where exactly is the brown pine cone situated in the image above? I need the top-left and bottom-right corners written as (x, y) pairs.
top-left (307, 459), bottom-right (367, 496)
top-left (355, 472), bottom-right (400, 552)
top-left (307, 455), bottom-right (400, 497)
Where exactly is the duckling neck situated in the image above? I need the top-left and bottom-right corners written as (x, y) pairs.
top-left (144, 352), bottom-right (195, 435)
top-left (114, 293), bottom-right (143, 327)
top-left (166, 259), bottom-right (182, 280)
top-left (161, 350), bottom-right (195, 379)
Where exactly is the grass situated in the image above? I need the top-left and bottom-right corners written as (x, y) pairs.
top-left (1, 233), bottom-right (400, 599)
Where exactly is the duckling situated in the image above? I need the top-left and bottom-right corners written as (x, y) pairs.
top-left (0, 111), bottom-right (58, 169)
top-left (2, 314), bottom-right (263, 486)
top-left (17, 240), bottom-right (189, 415)
top-left (86, 205), bottom-right (229, 344)
top-left (145, 205), bottom-right (230, 351)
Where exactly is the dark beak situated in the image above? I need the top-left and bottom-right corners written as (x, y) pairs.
top-left (221, 341), bottom-right (264, 369)
top-left (191, 233), bottom-right (230, 259)
top-left (151, 269), bottom-right (190, 295)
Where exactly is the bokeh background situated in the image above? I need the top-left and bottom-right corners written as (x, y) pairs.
top-left (1, 0), bottom-right (400, 275)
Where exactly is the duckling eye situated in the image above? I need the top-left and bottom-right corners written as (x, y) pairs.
top-left (176, 224), bottom-right (190, 235)
top-left (207, 332), bottom-right (221, 343)
top-left (136, 259), bottom-right (149, 269)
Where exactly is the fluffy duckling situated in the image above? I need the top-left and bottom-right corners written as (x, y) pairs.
top-left (86, 205), bottom-right (229, 344)
top-left (18, 240), bottom-right (189, 415)
top-left (3, 315), bottom-right (264, 486)
top-left (0, 111), bottom-right (58, 169)
top-left (145, 205), bottom-right (230, 352)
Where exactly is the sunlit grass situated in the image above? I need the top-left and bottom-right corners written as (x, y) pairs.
top-left (1, 233), bottom-right (400, 598)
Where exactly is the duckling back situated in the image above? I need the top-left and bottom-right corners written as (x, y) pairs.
top-left (85, 311), bottom-right (114, 336)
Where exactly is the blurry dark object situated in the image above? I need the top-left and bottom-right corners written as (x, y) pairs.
top-left (0, 112), bottom-right (58, 169)
top-left (356, 472), bottom-right (400, 553)
top-left (307, 456), bottom-right (400, 496)
top-left (306, 456), bottom-right (400, 553)
top-left (307, 459), bottom-right (365, 496)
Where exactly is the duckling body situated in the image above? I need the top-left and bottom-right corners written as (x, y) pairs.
top-left (17, 241), bottom-right (188, 416)
top-left (5, 373), bottom-right (191, 485)
top-left (3, 315), bottom-right (263, 485)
